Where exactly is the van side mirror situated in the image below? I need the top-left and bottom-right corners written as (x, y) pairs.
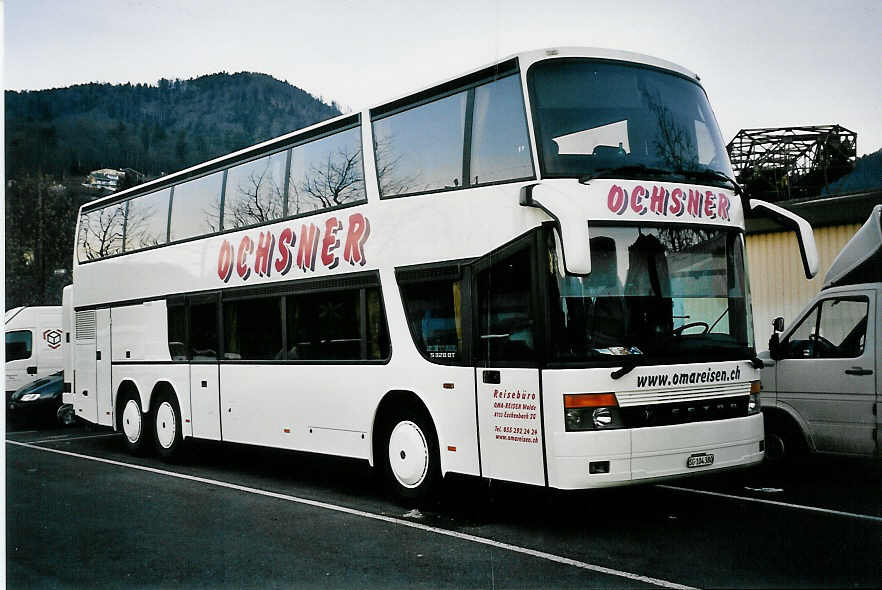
top-left (768, 332), bottom-right (781, 360)
top-left (773, 316), bottom-right (784, 332)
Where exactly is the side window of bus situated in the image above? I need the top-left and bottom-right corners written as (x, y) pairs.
top-left (6, 330), bottom-right (33, 362)
top-left (190, 299), bottom-right (219, 360)
top-left (78, 203), bottom-right (127, 261)
top-left (125, 189), bottom-right (170, 252)
top-left (169, 171), bottom-right (224, 242)
top-left (476, 247), bottom-right (535, 365)
top-left (373, 91), bottom-right (468, 196)
top-left (288, 126), bottom-right (366, 215)
top-left (399, 273), bottom-right (465, 364)
top-left (223, 297), bottom-right (284, 360)
top-left (224, 151), bottom-right (287, 230)
top-left (469, 75), bottom-right (534, 185)
top-left (285, 286), bottom-right (389, 361)
top-left (167, 302), bottom-right (187, 360)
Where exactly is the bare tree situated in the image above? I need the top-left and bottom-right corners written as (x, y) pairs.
top-left (79, 204), bottom-right (127, 260)
top-left (225, 162), bottom-right (285, 228)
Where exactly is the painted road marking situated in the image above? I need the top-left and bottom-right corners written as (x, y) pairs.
top-left (7, 440), bottom-right (693, 590)
top-left (28, 432), bottom-right (123, 444)
top-left (659, 485), bottom-right (882, 524)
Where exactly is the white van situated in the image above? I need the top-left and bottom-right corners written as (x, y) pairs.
top-left (5, 306), bottom-right (64, 398)
top-left (759, 205), bottom-right (880, 459)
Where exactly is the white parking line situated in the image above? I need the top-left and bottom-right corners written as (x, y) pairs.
top-left (27, 432), bottom-right (123, 444)
top-left (659, 485), bottom-right (882, 524)
top-left (6, 440), bottom-right (695, 590)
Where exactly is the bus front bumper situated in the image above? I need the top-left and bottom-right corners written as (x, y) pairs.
top-left (547, 413), bottom-right (764, 489)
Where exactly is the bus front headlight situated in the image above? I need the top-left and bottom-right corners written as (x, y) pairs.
top-left (564, 393), bottom-right (624, 431)
top-left (747, 381), bottom-right (761, 415)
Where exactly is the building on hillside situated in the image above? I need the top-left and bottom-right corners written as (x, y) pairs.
top-left (745, 190), bottom-right (881, 350)
top-left (82, 169), bottom-right (126, 192)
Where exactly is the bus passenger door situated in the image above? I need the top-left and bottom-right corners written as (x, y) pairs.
top-left (472, 236), bottom-right (546, 486)
top-left (96, 308), bottom-right (113, 426)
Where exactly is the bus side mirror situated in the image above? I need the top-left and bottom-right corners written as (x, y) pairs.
top-left (749, 199), bottom-right (819, 279)
top-left (773, 316), bottom-right (785, 333)
top-left (768, 332), bottom-right (781, 360)
top-left (520, 183), bottom-right (591, 275)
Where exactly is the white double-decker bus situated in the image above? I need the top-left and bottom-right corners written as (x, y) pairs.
top-left (65, 47), bottom-right (818, 501)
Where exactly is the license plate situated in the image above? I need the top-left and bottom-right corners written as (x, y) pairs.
top-left (686, 453), bottom-right (714, 468)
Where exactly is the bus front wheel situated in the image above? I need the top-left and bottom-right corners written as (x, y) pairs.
top-left (380, 410), bottom-right (440, 504)
top-left (152, 393), bottom-right (183, 461)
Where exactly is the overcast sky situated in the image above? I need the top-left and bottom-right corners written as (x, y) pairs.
top-left (4, 0), bottom-right (881, 155)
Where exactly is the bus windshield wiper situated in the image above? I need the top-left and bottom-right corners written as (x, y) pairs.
top-left (610, 356), bottom-right (642, 380)
top-left (578, 165), bottom-right (675, 184)
top-left (673, 168), bottom-right (744, 196)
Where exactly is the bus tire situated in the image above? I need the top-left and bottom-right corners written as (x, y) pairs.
top-left (152, 392), bottom-right (183, 461)
top-left (380, 409), bottom-right (440, 505)
top-left (120, 393), bottom-right (149, 455)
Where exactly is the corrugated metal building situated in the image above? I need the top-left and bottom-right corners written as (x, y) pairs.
top-left (746, 191), bottom-right (881, 350)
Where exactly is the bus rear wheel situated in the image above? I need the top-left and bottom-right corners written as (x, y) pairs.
top-left (152, 393), bottom-right (183, 461)
top-left (381, 410), bottom-right (440, 505)
top-left (120, 395), bottom-right (148, 455)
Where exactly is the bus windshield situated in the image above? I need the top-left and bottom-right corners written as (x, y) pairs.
top-left (529, 59), bottom-right (734, 182)
top-left (546, 225), bottom-right (754, 365)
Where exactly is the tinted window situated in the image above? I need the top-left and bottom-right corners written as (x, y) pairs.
top-left (373, 92), bottom-right (467, 196)
top-left (288, 127), bottom-right (366, 215)
top-left (125, 189), bottom-right (169, 252)
top-left (169, 171), bottom-right (224, 242)
top-left (167, 302), bottom-right (187, 360)
top-left (477, 247), bottom-right (535, 364)
top-left (190, 300), bottom-right (218, 360)
top-left (224, 152), bottom-right (287, 229)
top-left (77, 203), bottom-right (127, 261)
top-left (6, 330), bottom-right (33, 362)
top-left (400, 277), bottom-right (464, 364)
top-left (287, 290), bottom-right (362, 360)
top-left (224, 297), bottom-right (284, 360)
top-left (783, 305), bottom-right (820, 359)
top-left (470, 75), bottom-right (533, 184)
top-left (366, 287), bottom-right (391, 360)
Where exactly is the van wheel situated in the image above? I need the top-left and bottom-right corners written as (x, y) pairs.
top-left (380, 409), bottom-right (440, 505)
top-left (764, 418), bottom-right (805, 463)
top-left (152, 393), bottom-right (183, 461)
top-left (120, 396), bottom-right (149, 455)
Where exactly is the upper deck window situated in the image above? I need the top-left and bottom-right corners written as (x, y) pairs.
top-left (288, 126), bottom-right (366, 215)
top-left (224, 151), bottom-right (287, 230)
top-left (124, 188), bottom-right (170, 252)
top-left (528, 59), bottom-right (734, 184)
top-left (169, 171), bottom-right (224, 242)
top-left (77, 202), bottom-right (126, 261)
top-left (373, 71), bottom-right (534, 198)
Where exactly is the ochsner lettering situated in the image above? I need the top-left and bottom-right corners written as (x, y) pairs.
top-left (606, 184), bottom-right (731, 221)
top-left (217, 213), bottom-right (370, 282)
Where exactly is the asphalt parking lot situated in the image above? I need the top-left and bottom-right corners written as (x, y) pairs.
top-left (6, 420), bottom-right (880, 589)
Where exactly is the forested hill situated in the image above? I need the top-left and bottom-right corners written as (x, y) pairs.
top-left (5, 72), bottom-right (342, 179)
top-left (4, 72), bottom-right (341, 309)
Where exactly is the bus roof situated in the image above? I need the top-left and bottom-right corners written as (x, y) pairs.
top-left (80, 47), bottom-right (699, 212)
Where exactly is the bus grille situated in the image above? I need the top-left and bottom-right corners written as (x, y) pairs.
top-left (75, 310), bottom-right (97, 340)
top-left (620, 395), bottom-right (748, 428)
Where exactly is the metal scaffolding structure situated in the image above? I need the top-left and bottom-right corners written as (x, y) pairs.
top-left (727, 125), bottom-right (856, 202)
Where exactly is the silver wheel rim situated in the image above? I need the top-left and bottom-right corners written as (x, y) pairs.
top-left (122, 399), bottom-right (142, 444)
top-left (155, 401), bottom-right (177, 449)
top-left (388, 420), bottom-right (430, 489)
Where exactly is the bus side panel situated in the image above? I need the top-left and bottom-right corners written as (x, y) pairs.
top-left (74, 339), bottom-right (98, 423)
top-left (218, 364), bottom-right (379, 456)
top-left (110, 301), bottom-right (171, 363)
